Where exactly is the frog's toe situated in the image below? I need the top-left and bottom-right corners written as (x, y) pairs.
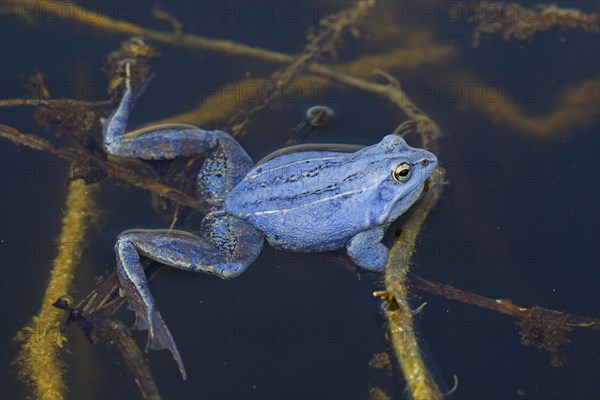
top-left (147, 308), bottom-right (187, 380)
top-left (118, 285), bottom-right (152, 331)
top-left (133, 310), bottom-right (150, 331)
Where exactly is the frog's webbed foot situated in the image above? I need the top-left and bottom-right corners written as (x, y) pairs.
top-left (119, 286), bottom-right (173, 351)
top-left (116, 236), bottom-right (187, 379)
top-left (346, 227), bottom-right (388, 272)
top-left (115, 218), bottom-right (263, 379)
top-left (119, 286), bottom-right (149, 330)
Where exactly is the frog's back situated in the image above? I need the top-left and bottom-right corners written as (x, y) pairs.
top-left (225, 150), bottom-right (380, 251)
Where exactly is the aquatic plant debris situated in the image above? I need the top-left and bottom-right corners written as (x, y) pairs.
top-left (368, 352), bottom-right (393, 375)
top-left (517, 306), bottom-right (572, 367)
top-left (379, 168), bottom-right (446, 400)
top-left (225, 0), bottom-right (375, 136)
top-left (368, 386), bottom-right (392, 400)
top-left (0, 124), bottom-right (201, 211)
top-left (7, 35), bottom-right (162, 400)
top-left (469, 3), bottom-right (600, 47)
top-left (14, 180), bottom-right (98, 400)
top-left (7, 1), bottom-right (596, 138)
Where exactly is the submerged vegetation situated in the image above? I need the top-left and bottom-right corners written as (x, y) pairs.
top-left (13, 180), bottom-right (99, 400)
top-left (1, 1), bottom-right (599, 399)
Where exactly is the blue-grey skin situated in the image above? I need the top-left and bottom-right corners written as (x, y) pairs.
top-left (103, 66), bottom-right (438, 380)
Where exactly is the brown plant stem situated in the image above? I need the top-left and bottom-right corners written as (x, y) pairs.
top-left (469, 3), bottom-right (600, 46)
top-left (14, 179), bottom-right (98, 400)
top-left (226, 0), bottom-right (376, 136)
top-left (408, 274), bottom-right (600, 330)
top-left (0, 98), bottom-right (114, 108)
top-left (8, 0), bottom-right (436, 142)
top-left (9, 1), bottom-right (597, 140)
top-left (11, 0), bottom-right (293, 63)
top-left (94, 319), bottom-right (161, 400)
top-left (54, 261), bottom-right (164, 400)
top-left (379, 168), bottom-right (445, 400)
top-left (0, 123), bottom-right (201, 211)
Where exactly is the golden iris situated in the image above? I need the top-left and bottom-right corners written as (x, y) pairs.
top-left (392, 162), bottom-right (411, 182)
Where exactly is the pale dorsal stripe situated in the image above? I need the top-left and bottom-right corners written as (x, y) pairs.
top-left (246, 188), bottom-right (363, 216)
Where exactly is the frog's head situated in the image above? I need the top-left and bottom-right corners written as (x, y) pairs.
top-left (364, 135), bottom-right (438, 226)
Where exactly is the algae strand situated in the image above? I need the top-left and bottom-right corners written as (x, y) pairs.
top-left (14, 179), bottom-right (99, 400)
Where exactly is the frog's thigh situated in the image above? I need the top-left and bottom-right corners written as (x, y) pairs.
top-left (346, 227), bottom-right (389, 272)
top-left (119, 228), bottom-right (259, 279)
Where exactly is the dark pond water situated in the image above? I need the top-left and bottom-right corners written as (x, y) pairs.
top-left (1, 1), bottom-right (599, 399)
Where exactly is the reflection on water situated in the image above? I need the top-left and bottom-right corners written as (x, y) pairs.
top-left (1, 1), bottom-right (598, 399)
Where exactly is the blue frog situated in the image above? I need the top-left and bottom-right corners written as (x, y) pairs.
top-left (103, 65), bottom-right (438, 379)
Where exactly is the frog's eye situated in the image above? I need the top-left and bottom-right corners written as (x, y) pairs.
top-left (392, 162), bottom-right (411, 183)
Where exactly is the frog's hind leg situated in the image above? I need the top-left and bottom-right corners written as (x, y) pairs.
top-left (195, 133), bottom-right (254, 209)
top-left (115, 214), bottom-right (263, 380)
top-left (102, 62), bottom-right (254, 207)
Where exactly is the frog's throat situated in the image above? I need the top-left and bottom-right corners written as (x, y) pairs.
top-left (381, 182), bottom-right (425, 225)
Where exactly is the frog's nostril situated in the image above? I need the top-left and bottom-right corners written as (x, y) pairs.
top-left (421, 159), bottom-right (429, 167)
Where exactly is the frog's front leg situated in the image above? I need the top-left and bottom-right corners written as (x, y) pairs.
top-left (116, 215), bottom-right (263, 380)
top-left (346, 226), bottom-right (389, 272)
